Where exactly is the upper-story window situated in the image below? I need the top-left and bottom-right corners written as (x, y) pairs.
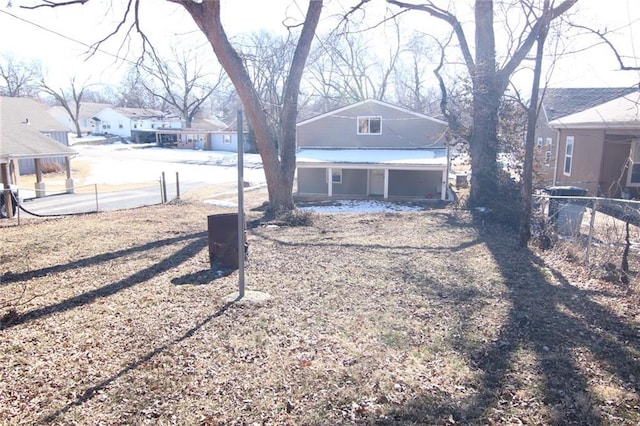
top-left (357, 116), bottom-right (381, 135)
top-left (563, 136), bottom-right (574, 176)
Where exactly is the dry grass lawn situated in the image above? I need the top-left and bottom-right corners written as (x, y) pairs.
top-left (1, 188), bottom-right (639, 425)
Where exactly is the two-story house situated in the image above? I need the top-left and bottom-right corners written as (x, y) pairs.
top-left (295, 99), bottom-right (450, 201)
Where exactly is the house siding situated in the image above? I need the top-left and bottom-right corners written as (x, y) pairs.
top-left (332, 169), bottom-right (367, 196)
top-left (389, 170), bottom-right (441, 198)
top-left (554, 129), bottom-right (605, 195)
top-left (297, 103), bottom-right (447, 149)
top-left (18, 131), bottom-right (70, 175)
top-left (533, 112), bottom-right (558, 188)
top-left (297, 168), bottom-right (327, 194)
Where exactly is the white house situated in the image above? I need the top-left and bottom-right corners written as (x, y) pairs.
top-left (48, 102), bottom-right (111, 135)
top-left (92, 107), bottom-right (182, 141)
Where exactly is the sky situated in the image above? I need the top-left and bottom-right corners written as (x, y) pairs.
top-left (1, 0), bottom-right (640, 92)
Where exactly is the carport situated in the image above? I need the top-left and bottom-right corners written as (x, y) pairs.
top-left (295, 149), bottom-right (450, 200)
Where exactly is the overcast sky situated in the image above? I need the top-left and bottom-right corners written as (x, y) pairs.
top-left (1, 0), bottom-right (639, 92)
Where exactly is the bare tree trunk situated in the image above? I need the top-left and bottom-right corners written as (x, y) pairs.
top-left (172, 0), bottom-right (322, 212)
top-left (519, 24), bottom-right (548, 247)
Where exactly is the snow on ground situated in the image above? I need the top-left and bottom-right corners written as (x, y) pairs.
top-left (65, 141), bottom-right (431, 213)
top-left (298, 200), bottom-right (424, 213)
top-left (72, 143), bottom-right (265, 186)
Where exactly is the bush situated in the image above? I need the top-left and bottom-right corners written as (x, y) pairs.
top-left (275, 209), bottom-right (315, 227)
top-left (41, 161), bottom-right (63, 174)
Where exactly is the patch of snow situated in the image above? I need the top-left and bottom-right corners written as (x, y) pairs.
top-left (298, 200), bottom-right (424, 213)
top-left (204, 200), bottom-right (238, 208)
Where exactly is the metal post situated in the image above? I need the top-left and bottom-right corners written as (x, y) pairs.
top-left (161, 172), bottom-right (167, 203)
top-left (585, 199), bottom-right (597, 263)
top-left (237, 110), bottom-right (245, 298)
top-left (176, 172), bottom-right (180, 200)
top-left (16, 188), bottom-right (20, 225)
top-left (94, 184), bottom-right (99, 212)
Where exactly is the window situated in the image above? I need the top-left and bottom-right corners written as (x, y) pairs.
top-left (329, 168), bottom-right (342, 184)
top-left (545, 151), bottom-right (552, 166)
top-left (563, 136), bottom-right (574, 176)
top-left (357, 116), bottom-right (381, 135)
top-left (223, 134), bottom-right (232, 144)
top-left (627, 140), bottom-right (640, 186)
top-left (118, 123), bottom-right (124, 129)
top-left (546, 137), bottom-right (553, 146)
top-left (536, 137), bottom-right (543, 148)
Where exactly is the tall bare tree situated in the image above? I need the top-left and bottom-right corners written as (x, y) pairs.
top-left (0, 53), bottom-right (42, 97)
top-left (139, 47), bottom-right (227, 128)
top-left (40, 77), bottom-right (92, 138)
top-left (387, 0), bottom-right (579, 209)
top-left (20, 0), bottom-right (323, 212)
top-left (170, 0), bottom-right (323, 212)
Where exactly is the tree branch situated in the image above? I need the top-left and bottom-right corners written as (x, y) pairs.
top-left (569, 22), bottom-right (640, 71)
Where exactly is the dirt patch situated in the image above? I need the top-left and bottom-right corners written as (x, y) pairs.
top-left (0, 195), bottom-right (638, 424)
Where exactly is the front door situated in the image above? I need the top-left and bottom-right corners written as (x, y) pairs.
top-left (369, 169), bottom-right (384, 196)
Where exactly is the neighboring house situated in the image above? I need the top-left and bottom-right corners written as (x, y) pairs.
top-left (295, 99), bottom-right (450, 201)
top-left (548, 90), bottom-right (640, 198)
top-left (156, 119), bottom-right (248, 153)
top-left (534, 87), bottom-right (636, 189)
top-left (48, 102), bottom-right (111, 135)
top-left (92, 107), bottom-right (181, 142)
top-left (0, 96), bottom-right (77, 198)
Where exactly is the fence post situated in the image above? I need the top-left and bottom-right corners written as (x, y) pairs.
top-left (585, 198), bottom-right (597, 263)
top-left (176, 172), bottom-right (180, 200)
top-left (94, 184), bottom-right (99, 212)
top-left (161, 172), bottom-right (167, 203)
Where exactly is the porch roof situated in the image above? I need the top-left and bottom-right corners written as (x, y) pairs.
top-left (296, 148), bottom-right (448, 167)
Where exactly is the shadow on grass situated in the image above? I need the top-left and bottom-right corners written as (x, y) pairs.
top-left (387, 220), bottom-right (639, 424)
top-left (171, 267), bottom-right (234, 285)
top-left (1, 232), bottom-right (208, 330)
top-left (39, 300), bottom-right (236, 424)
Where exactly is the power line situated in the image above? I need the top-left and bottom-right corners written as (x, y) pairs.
top-left (0, 8), bottom-right (137, 67)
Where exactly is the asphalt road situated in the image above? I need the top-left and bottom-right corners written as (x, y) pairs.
top-left (16, 180), bottom-right (213, 218)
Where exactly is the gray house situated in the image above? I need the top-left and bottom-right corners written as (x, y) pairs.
top-left (1, 96), bottom-right (76, 199)
top-left (295, 99), bottom-right (450, 200)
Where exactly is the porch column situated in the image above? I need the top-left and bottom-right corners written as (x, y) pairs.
top-left (441, 169), bottom-right (447, 200)
top-left (65, 156), bottom-right (75, 194)
top-left (34, 158), bottom-right (46, 198)
top-left (2, 162), bottom-right (14, 219)
top-left (327, 168), bottom-right (333, 197)
top-left (383, 169), bottom-right (389, 199)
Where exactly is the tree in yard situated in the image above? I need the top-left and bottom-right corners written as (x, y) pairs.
top-left (40, 76), bottom-right (93, 138)
top-left (169, 0), bottom-right (323, 212)
top-left (139, 47), bottom-right (228, 128)
top-left (0, 53), bottom-right (42, 98)
top-left (20, 0), bottom-right (323, 213)
top-left (113, 65), bottom-right (164, 110)
top-left (387, 0), bottom-right (579, 210)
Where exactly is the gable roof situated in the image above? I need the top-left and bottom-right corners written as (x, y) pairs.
top-left (540, 87), bottom-right (637, 122)
top-left (49, 102), bottom-right (112, 120)
top-left (297, 98), bottom-right (448, 127)
top-left (95, 106), bottom-right (165, 120)
top-left (1, 96), bottom-right (76, 162)
top-left (549, 91), bottom-right (640, 130)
